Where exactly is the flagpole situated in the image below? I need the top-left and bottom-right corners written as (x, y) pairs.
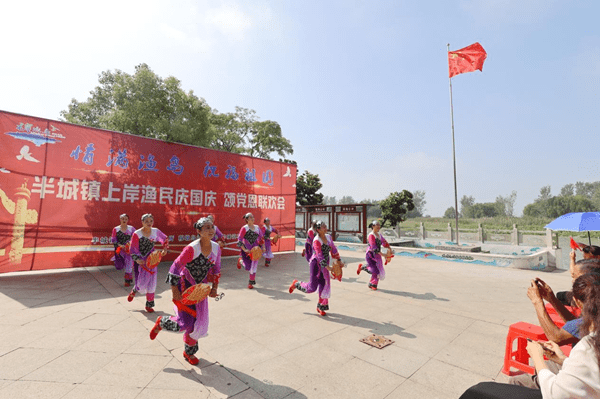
top-left (448, 43), bottom-right (459, 245)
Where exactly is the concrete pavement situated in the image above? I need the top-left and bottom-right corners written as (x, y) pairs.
top-left (0, 246), bottom-right (573, 398)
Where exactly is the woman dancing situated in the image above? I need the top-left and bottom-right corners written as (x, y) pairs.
top-left (149, 217), bottom-right (221, 366)
top-left (301, 222), bottom-right (317, 262)
top-left (357, 220), bottom-right (392, 290)
top-left (128, 214), bottom-right (169, 313)
top-left (289, 220), bottom-right (342, 316)
top-left (111, 213), bottom-right (136, 287)
top-left (207, 214), bottom-right (225, 248)
top-left (237, 213), bottom-right (264, 289)
top-left (261, 217), bottom-right (281, 267)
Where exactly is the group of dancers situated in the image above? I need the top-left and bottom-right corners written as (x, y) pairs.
top-left (110, 212), bottom-right (280, 365)
top-left (289, 219), bottom-right (393, 316)
top-left (236, 213), bottom-right (281, 288)
top-left (111, 213), bottom-right (390, 365)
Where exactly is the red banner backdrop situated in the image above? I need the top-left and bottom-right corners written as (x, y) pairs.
top-left (0, 110), bottom-right (297, 273)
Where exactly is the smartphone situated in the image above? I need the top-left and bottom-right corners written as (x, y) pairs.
top-left (527, 338), bottom-right (553, 353)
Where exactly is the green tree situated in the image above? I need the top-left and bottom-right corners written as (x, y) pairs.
top-left (380, 190), bottom-right (415, 227)
top-left (495, 191), bottom-right (517, 217)
top-left (560, 184), bottom-right (574, 197)
top-left (523, 202), bottom-right (544, 218)
top-left (460, 195), bottom-right (475, 218)
top-left (470, 202), bottom-right (503, 218)
top-left (296, 171), bottom-right (324, 206)
top-left (338, 195), bottom-right (356, 204)
top-left (537, 185), bottom-right (552, 202)
top-left (575, 181), bottom-right (599, 198)
top-left (208, 112), bottom-right (243, 153)
top-left (545, 195), bottom-right (594, 218)
top-left (406, 190), bottom-right (426, 218)
top-left (209, 107), bottom-right (293, 160)
top-left (323, 196), bottom-right (337, 205)
top-left (61, 63), bottom-right (212, 146)
top-left (360, 199), bottom-right (381, 218)
top-left (444, 206), bottom-right (457, 219)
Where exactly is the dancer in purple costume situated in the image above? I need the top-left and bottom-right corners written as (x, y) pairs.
top-left (207, 215), bottom-right (225, 249)
top-left (301, 223), bottom-right (317, 262)
top-left (261, 217), bottom-right (281, 267)
top-left (237, 213), bottom-right (264, 289)
top-left (289, 220), bottom-right (342, 316)
top-left (111, 213), bottom-right (136, 287)
top-left (127, 214), bottom-right (169, 312)
top-left (149, 217), bottom-right (221, 366)
top-left (357, 220), bottom-right (391, 290)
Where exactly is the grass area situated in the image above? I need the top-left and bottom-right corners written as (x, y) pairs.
top-left (399, 216), bottom-right (550, 231)
top-left (396, 216), bottom-right (600, 240)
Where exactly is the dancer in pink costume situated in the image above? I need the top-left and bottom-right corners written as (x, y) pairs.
top-left (207, 214), bottom-right (225, 248)
top-left (128, 214), bottom-right (169, 312)
top-left (301, 222), bottom-right (317, 262)
top-left (111, 213), bottom-right (136, 287)
top-left (149, 217), bottom-right (221, 366)
top-left (289, 220), bottom-right (342, 316)
top-left (261, 217), bottom-right (281, 267)
top-left (237, 213), bottom-right (264, 289)
top-left (357, 220), bottom-right (392, 290)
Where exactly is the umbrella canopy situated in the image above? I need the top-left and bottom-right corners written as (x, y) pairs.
top-left (545, 212), bottom-right (600, 245)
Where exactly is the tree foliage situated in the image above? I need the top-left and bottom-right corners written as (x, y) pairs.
top-left (525, 195), bottom-right (594, 218)
top-left (61, 64), bottom-right (294, 160)
top-left (60, 63), bottom-right (212, 146)
top-left (460, 192), bottom-right (516, 218)
top-left (338, 195), bottom-right (356, 205)
top-left (323, 196), bottom-right (337, 205)
top-left (523, 181), bottom-right (600, 218)
top-left (296, 171), bottom-right (324, 206)
top-left (209, 106), bottom-right (293, 160)
top-left (380, 190), bottom-right (415, 226)
top-left (406, 190), bottom-right (426, 218)
top-left (495, 191), bottom-right (517, 217)
top-left (444, 206), bottom-right (457, 219)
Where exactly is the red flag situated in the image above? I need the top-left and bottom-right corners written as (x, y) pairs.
top-left (448, 42), bottom-right (487, 78)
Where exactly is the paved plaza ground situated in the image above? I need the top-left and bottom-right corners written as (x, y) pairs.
top-left (0, 246), bottom-right (572, 398)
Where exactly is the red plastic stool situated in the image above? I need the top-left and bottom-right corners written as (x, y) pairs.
top-left (502, 322), bottom-right (546, 375)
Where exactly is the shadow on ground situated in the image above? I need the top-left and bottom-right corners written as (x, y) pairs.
top-left (376, 288), bottom-right (450, 302)
top-left (306, 312), bottom-right (416, 339)
top-left (163, 363), bottom-right (308, 398)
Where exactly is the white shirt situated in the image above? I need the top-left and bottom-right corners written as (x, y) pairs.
top-left (538, 334), bottom-right (600, 398)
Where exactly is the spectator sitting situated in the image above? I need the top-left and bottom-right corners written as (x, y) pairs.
top-left (460, 272), bottom-right (600, 399)
top-left (509, 258), bottom-right (600, 388)
top-left (557, 247), bottom-right (600, 306)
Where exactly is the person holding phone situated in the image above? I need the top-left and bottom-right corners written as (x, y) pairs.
top-left (460, 272), bottom-right (600, 398)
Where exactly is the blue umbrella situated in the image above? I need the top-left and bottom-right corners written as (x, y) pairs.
top-left (545, 212), bottom-right (600, 245)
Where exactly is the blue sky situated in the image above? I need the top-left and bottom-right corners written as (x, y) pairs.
top-left (1, 0), bottom-right (599, 216)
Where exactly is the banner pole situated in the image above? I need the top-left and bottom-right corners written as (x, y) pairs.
top-left (448, 43), bottom-right (459, 245)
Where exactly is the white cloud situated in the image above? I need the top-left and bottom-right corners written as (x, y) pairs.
top-left (204, 4), bottom-right (254, 41)
top-left (160, 23), bottom-right (188, 41)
